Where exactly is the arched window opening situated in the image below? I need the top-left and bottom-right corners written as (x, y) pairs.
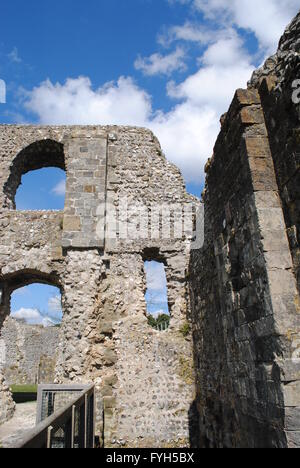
top-left (144, 260), bottom-right (170, 331)
top-left (10, 283), bottom-right (62, 327)
top-left (4, 139), bottom-right (66, 210)
top-left (15, 167), bottom-right (66, 211)
top-left (0, 281), bottom-right (62, 408)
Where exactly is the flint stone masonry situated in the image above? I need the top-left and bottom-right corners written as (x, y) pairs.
top-left (0, 317), bottom-right (59, 385)
top-left (0, 125), bottom-right (197, 448)
top-left (189, 12), bottom-right (300, 449)
top-left (0, 376), bottom-right (15, 426)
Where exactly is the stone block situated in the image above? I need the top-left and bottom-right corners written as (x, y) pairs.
top-left (84, 185), bottom-right (96, 193)
top-left (260, 229), bottom-right (289, 252)
top-left (102, 348), bottom-right (118, 366)
top-left (268, 270), bottom-right (297, 296)
top-left (256, 208), bottom-right (285, 232)
top-left (103, 375), bottom-right (118, 387)
top-left (103, 397), bottom-right (117, 409)
top-left (108, 153), bottom-right (118, 167)
top-left (63, 216), bottom-right (81, 232)
top-left (284, 381), bottom-right (300, 407)
top-left (277, 360), bottom-right (300, 382)
top-left (264, 251), bottom-right (292, 270)
top-left (52, 246), bottom-right (63, 260)
top-left (254, 191), bottom-right (281, 209)
top-left (99, 321), bottom-right (113, 335)
top-left (286, 430), bottom-right (300, 448)
top-left (101, 386), bottom-right (113, 397)
top-left (235, 89), bottom-right (261, 106)
top-left (285, 407), bottom-right (300, 431)
top-left (245, 137), bottom-right (272, 159)
top-left (240, 107), bottom-right (265, 125)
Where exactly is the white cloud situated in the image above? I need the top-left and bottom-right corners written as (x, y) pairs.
top-left (8, 47), bottom-right (22, 63)
top-left (52, 179), bottom-right (66, 196)
top-left (48, 295), bottom-right (62, 313)
top-left (166, 33), bottom-right (253, 112)
top-left (42, 317), bottom-right (57, 327)
top-left (24, 76), bottom-right (151, 127)
top-left (145, 261), bottom-right (167, 291)
top-left (13, 286), bottom-right (30, 297)
top-left (47, 295), bottom-right (63, 323)
top-left (11, 308), bottom-right (55, 327)
top-left (135, 47), bottom-right (187, 76)
top-left (21, 4), bottom-right (298, 184)
top-left (172, 0), bottom-right (299, 53)
top-left (151, 32), bottom-right (254, 179)
top-left (158, 22), bottom-right (214, 47)
top-left (201, 30), bottom-right (249, 67)
top-left (11, 308), bottom-right (40, 322)
top-left (22, 60), bottom-right (250, 183)
top-left (0, 79), bottom-right (6, 104)
top-left (145, 262), bottom-right (169, 313)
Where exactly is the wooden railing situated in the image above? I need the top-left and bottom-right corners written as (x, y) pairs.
top-left (17, 384), bottom-right (95, 449)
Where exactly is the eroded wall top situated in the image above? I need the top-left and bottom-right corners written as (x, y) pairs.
top-left (0, 125), bottom-right (198, 255)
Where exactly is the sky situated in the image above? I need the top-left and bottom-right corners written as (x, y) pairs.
top-left (145, 261), bottom-right (169, 317)
top-left (1, 0), bottom-right (299, 324)
top-left (11, 284), bottom-right (62, 326)
top-left (16, 168), bottom-right (66, 210)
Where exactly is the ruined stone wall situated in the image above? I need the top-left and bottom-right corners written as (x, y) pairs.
top-left (0, 373), bottom-right (15, 426)
top-left (249, 12), bottom-right (300, 294)
top-left (94, 254), bottom-right (195, 448)
top-left (0, 317), bottom-right (59, 385)
top-left (189, 17), bottom-right (300, 446)
top-left (0, 125), bottom-right (197, 448)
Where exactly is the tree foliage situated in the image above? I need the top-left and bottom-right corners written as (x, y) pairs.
top-left (147, 313), bottom-right (170, 329)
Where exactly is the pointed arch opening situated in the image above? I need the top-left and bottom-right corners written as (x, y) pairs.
top-left (0, 270), bottom-right (62, 408)
top-left (4, 139), bottom-right (66, 210)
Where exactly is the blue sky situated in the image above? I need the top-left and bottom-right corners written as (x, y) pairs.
top-left (16, 168), bottom-right (65, 210)
top-left (0, 1), bottom-right (199, 117)
top-left (1, 0), bottom-right (299, 324)
top-left (145, 261), bottom-right (169, 316)
top-left (1, 0), bottom-right (298, 186)
top-left (11, 284), bottom-right (62, 326)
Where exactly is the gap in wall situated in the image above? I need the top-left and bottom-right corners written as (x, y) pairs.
top-left (10, 283), bottom-right (62, 327)
top-left (144, 260), bottom-right (170, 330)
top-left (1, 284), bottom-right (62, 403)
top-left (15, 168), bottom-right (66, 211)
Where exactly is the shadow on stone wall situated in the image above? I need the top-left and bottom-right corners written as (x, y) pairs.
top-left (188, 400), bottom-right (201, 448)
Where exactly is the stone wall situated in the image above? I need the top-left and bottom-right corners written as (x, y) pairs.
top-left (93, 253), bottom-right (195, 447)
top-left (249, 12), bottom-right (300, 294)
top-left (0, 125), bottom-right (197, 448)
top-left (0, 317), bottom-right (59, 385)
top-left (0, 373), bottom-right (15, 426)
top-left (189, 13), bottom-right (300, 449)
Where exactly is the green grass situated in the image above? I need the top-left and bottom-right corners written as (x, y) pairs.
top-left (10, 385), bottom-right (37, 394)
top-left (179, 322), bottom-right (191, 337)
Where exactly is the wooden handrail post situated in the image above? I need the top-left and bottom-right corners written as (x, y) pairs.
top-left (47, 426), bottom-right (53, 449)
top-left (71, 405), bottom-right (76, 449)
top-left (92, 394), bottom-right (95, 449)
top-left (84, 394), bottom-right (88, 448)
